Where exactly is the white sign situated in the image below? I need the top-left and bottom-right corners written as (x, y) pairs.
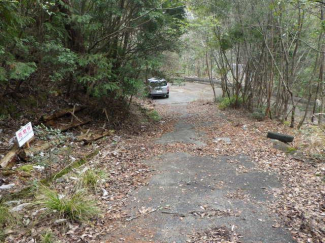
top-left (16, 122), bottom-right (34, 147)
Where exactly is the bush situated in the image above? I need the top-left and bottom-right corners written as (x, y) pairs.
top-left (218, 96), bottom-right (243, 110)
top-left (38, 187), bottom-right (99, 221)
top-left (251, 108), bottom-right (265, 121)
top-left (173, 78), bottom-right (184, 86)
top-left (41, 42), bottom-right (77, 83)
top-left (147, 110), bottom-right (161, 122)
top-left (215, 96), bottom-right (224, 103)
top-left (8, 62), bottom-right (37, 81)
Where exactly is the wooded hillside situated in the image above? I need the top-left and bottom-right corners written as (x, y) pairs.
top-left (0, 1), bottom-right (324, 243)
top-left (0, 0), bottom-right (185, 118)
top-left (183, 0), bottom-right (324, 128)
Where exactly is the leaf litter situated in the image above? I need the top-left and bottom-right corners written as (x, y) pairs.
top-left (1, 99), bottom-right (324, 242)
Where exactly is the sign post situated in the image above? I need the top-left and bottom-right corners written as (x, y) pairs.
top-left (16, 122), bottom-right (34, 148)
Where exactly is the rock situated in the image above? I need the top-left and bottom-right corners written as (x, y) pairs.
top-left (10, 203), bottom-right (32, 212)
top-left (292, 151), bottom-right (304, 157)
top-left (0, 178), bottom-right (6, 186)
top-left (32, 208), bottom-right (46, 216)
top-left (4, 200), bottom-right (21, 206)
top-left (214, 137), bottom-right (231, 145)
top-left (23, 217), bottom-right (31, 226)
top-left (54, 219), bottom-right (68, 225)
top-left (8, 136), bottom-right (16, 146)
top-left (102, 188), bottom-right (109, 198)
top-left (56, 177), bottom-right (66, 183)
top-left (271, 139), bottom-right (290, 152)
top-left (4, 229), bottom-right (15, 236)
top-left (0, 183), bottom-right (15, 190)
top-left (33, 165), bottom-right (45, 171)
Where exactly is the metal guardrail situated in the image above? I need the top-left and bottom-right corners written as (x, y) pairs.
top-left (171, 77), bottom-right (220, 84)
top-left (180, 77), bottom-right (233, 87)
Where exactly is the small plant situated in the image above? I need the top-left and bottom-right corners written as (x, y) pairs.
top-left (40, 230), bottom-right (55, 243)
top-left (80, 169), bottom-right (104, 190)
top-left (29, 179), bottom-right (40, 193)
top-left (0, 230), bottom-right (5, 242)
top-left (283, 120), bottom-right (290, 126)
top-left (17, 164), bottom-right (34, 173)
top-left (0, 203), bottom-right (13, 242)
top-left (147, 110), bottom-right (161, 122)
top-left (286, 147), bottom-right (297, 154)
top-left (0, 114), bottom-right (7, 121)
top-left (0, 204), bottom-right (13, 227)
top-left (38, 187), bottom-right (99, 221)
top-left (34, 124), bottom-right (66, 142)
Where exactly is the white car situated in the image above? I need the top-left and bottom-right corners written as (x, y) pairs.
top-left (148, 78), bottom-right (169, 98)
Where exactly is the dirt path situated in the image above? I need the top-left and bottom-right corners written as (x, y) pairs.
top-left (103, 83), bottom-right (296, 243)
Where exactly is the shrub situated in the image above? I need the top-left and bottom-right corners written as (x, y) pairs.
top-left (8, 62), bottom-right (37, 81)
top-left (215, 96), bottom-right (224, 103)
top-left (218, 96), bottom-right (243, 110)
top-left (41, 42), bottom-right (77, 83)
top-left (173, 78), bottom-right (184, 86)
top-left (147, 110), bottom-right (161, 122)
top-left (38, 187), bottom-right (99, 221)
top-left (251, 108), bottom-right (265, 121)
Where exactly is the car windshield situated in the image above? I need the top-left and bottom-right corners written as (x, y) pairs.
top-left (150, 80), bottom-right (167, 87)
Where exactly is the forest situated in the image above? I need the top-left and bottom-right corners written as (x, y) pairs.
top-left (0, 0), bottom-right (186, 118)
top-left (0, 0), bottom-right (324, 127)
top-left (0, 0), bottom-right (324, 242)
top-left (182, 0), bottom-right (325, 128)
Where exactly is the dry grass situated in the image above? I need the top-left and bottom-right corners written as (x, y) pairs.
top-left (80, 168), bottom-right (105, 191)
top-left (296, 125), bottom-right (325, 160)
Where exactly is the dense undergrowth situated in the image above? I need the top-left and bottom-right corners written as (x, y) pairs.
top-left (0, 0), bottom-right (186, 126)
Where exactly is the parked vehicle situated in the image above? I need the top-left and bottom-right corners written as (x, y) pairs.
top-left (148, 78), bottom-right (169, 98)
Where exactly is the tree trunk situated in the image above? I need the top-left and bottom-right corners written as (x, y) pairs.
top-left (318, 4), bottom-right (324, 124)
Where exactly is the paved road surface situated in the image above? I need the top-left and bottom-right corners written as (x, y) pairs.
top-left (153, 82), bottom-right (222, 104)
top-left (105, 82), bottom-right (295, 243)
